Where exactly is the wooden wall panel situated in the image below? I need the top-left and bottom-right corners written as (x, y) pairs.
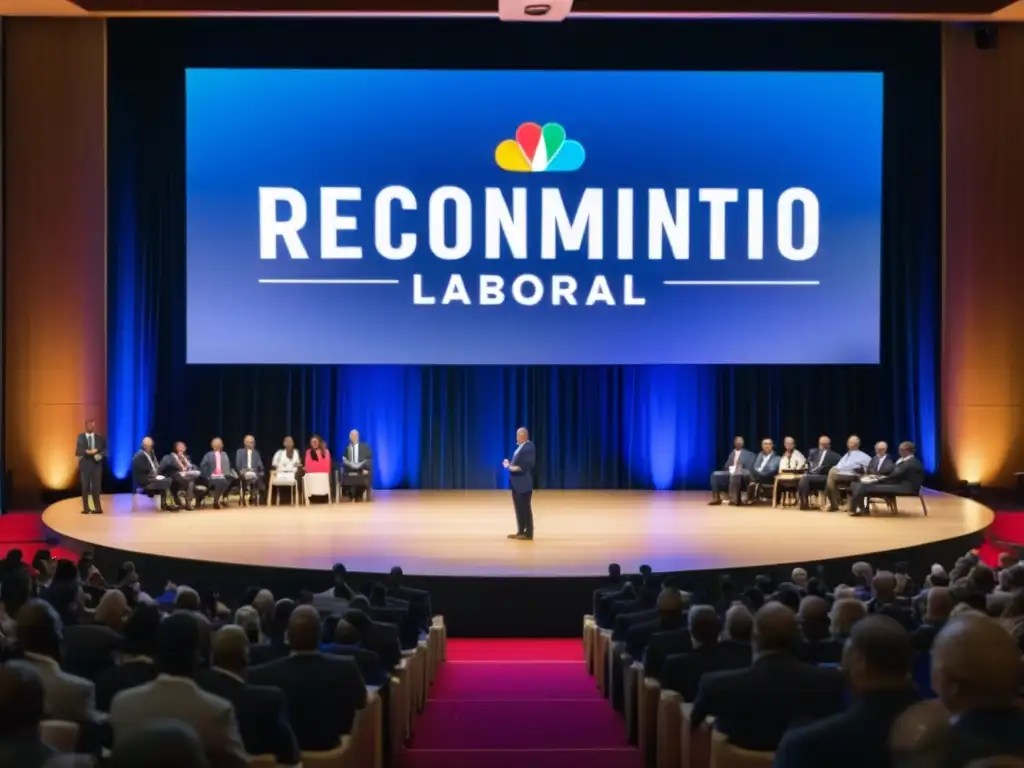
top-left (942, 23), bottom-right (1024, 486)
top-left (3, 18), bottom-right (106, 496)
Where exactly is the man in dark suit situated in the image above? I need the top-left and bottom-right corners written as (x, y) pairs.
top-left (63, 589), bottom-right (125, 679)
top-left (690, 602), bottom-right (845, 751)
top-left (747, 438), bottom-right (781, 503)
top-left (160, 441), bottom-right (200, 510)
top-left (75, 418), bottom-right (106, 515)
top-left (198, 625), bottom-right (300, 765)
top-left (910, 587), bottom-right (952, 653)
top-left (625, 587), bottom-right (689, 661)
top-left (341, 429), bottom-right (373, 502)
top-left (503, 427), bottom-right (536, 540)
top-left (709, 436), bottom-right (755, 506)
top-left (322, 618), bottom-right (388, 687)
top-left (234, 434), bottom-right (264, 505)
top-left (249, 605), bottom-right (367, 752)
top-left (865, 441), bottom-right (894, 477)
top-left (797, 595), bottom-right (843, 664)
top-left (797, 435), bottom-right (841, 509)
top-left (199, 437), bottom-right (235, 509)
top-left (849, 441), bottom-right (925, 516)
top-left (343, 602), bottom-right (402, 672)
top-left (386, 566), bottom-right (432, 631)
top-left (774, 615), bottom-right (920, 768)
top-left (95, 604), bottom-right (161, 711)
top-left (131, 437), bottom-right (175, 511)
top-left (661, 605), bottom-right (751, 701)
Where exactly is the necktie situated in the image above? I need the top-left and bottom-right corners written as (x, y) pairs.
top-left (88, 434), bottom-right (94, 450)
top-left (732, 451), bottom-right (740, 468)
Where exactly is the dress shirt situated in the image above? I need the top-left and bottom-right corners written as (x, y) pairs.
top-left (245, 450), bottom-right (253, 470)
top-left (755, 453), bottom-right (773, 472)
top-left (780, 451), bottom-right (806, 472)
top-left (352, 444), bottom-right (359, 464)
top-left (835, 450), bottom-right (870, 473)
top-left (145, 452), bottom-right (158, 472)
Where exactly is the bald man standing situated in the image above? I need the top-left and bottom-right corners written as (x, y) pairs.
top-left (503, 427), bottom-right (536, 540)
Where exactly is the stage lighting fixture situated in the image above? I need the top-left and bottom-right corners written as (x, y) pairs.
top-left (498, 0), bottom-right (574, 21)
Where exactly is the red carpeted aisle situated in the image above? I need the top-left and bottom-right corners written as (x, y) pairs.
top-left (401, 639), bottom-right (641, 768)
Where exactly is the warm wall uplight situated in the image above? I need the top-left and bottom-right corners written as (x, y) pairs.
top-left (33, 430), bottom-right (80, 491)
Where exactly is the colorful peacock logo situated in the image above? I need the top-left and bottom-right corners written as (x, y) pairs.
top-left (494, 122), bottom-right (586, 173)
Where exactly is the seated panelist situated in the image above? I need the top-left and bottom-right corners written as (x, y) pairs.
top-left (709, 437), bottom-right (755, 506)
top-left (160, 441), bottom-right (200, 510)
top-left (747, 439), bottom-right (780, 503)
top-left (797, 435), bottom-right (841, 509)
top-left (849, 441), bottom-right (924, 516)
top-left (235, 434), bottom-right (265, 504)
top-left (341, 429), bottom-right (373, 502)
top-left (864, 441), bottom-right (894, 479)
top-left (779, 437), bottom-right (807, 472)
top-left (272, 436), bottom-right (303, 482)
top-left (824, 435), bottom-right (870, 511)
top-left (131, 437), bottom-right (175, 511)
top-left (200, 437), bottom-right (236, 509)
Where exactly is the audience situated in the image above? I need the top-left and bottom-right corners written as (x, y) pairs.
top-left (0, 662), bottom-right (56, 767)
top-left (95, 603), bottom-right (161, 711)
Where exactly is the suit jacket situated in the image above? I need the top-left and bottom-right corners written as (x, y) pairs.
top-left (806, 449), bottom-right (841, 475)
top-left (110, 674), bottom-right (247, 767)
top-left (751, 452), bottom-right (781, 477)
top-left (312, 587), bottom-right (351, 618)
top-left (613, 608), bottom-right (659, 643)
top-left (75, 432), bottom-right (107, 464)
top-left (342, 442), bottom-right (373, 472)
top-left (509, 440), bottom-right (536, 493)
top-left (643, 627), bottom-right (692, 678)
top-left (930, 708), bottom-right (1024, 768)
top-left (131, 450), bottom-right (165, 489)
top-left (63, 623), bottom-right (123, 680)
top-left (625, 613), bottom-right (688, 661)
top-left (722, 448), bottom-right (755, 472)
top-left (234, 448), bottom-right (265, 476)
top-left (196, 667), bottom-right (300, 765)
top-left (12, 655), bottom-right (100, 724)
top-left (94, 658), bottom-right (158, 712)
top-left (248, 652), bottom-right (367, 752)
top-left (910, 620), bottom-right (947, 653)
top-left (774, 687), bottom-right (921, 768)
top-left (200, 450), bottom-right (234, 480)
top-left (160, 452), bottom-right (196, 477)
top-left (321, 643), bottom-right (388, 687)
top-left (691, 652), bottom-right (845, 751)
top-left (865, 454), bottom-right (894, 476)
top-left (661, 642), bottom-right (752, 702)
top-left (877, 456), bottom-right (925, 494)
top-left (368, 604), bottom-right (419, 650)
top-left (798, 637), bottom-right (844, 665)
top-left (356, 620), bottom-right (403, 671)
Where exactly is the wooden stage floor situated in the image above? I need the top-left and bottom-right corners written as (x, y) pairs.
top-left (40, 490), bottom-right (994, 578)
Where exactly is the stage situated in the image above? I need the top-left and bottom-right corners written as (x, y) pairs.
top-left (42, 489), bottom-right (993, 578)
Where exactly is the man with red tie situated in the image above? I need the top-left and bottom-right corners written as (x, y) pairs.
top-left (709, 436), bottom-right (756, 506)
top-left (200, 437), bottom-right (235, 509)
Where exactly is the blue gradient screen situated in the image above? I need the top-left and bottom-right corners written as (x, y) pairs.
top-left (186, 69), bottom-right (883, 365)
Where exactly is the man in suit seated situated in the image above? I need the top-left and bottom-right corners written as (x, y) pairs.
top-left (661, 605), bottom-right (751, 702)
top-left (95, 604), bottom-right (161, 711)
top-left (249, 605), bottom-right (368, 752)
top-left (774, 615), bottom-right (920, 768)
top-left (865, 441), bottom-right (894, 479)
top-left (709, 436), bottom-right (755, 506)
top-left (234, 435), bottom-right (264, 505)
top-left (10, 600), bottom-right (102, 725)
top-left (797, 595), bottom-right (843, 664)
top-left (911, 587), bottom-right (953, 653)
top-left (386, 566), bottom-right (432, 631)
top-left (63, 589), bottom-right (126, 680)
top-left (199, 437), bottom-right (235, 509)
top-left (110, 612), bottom-right (247, 767)
top-left (343, 601), bottom-right (402, 672)
top-left (322, 618), bottom-right (388, 687)
top-left (797, 435), bottom-right (841, 509)
top-left (365, 583), bottom-right (420, 650)
top-left (197, 625), bottom-right (300, 765)
top-left (625, 587), bottom-right (689, 661)
top-left (159, 441), bottom-right (200, 510)
top-left (747, 438), bottom-right (781, 504)
top-left (690, 602), bottom-right (845, 751)
top-left (131, 437), bottom-right (175, 511)
top-left (849, 441), bottom-right (925, 516)
top-left (313, 563), bottom-right (356, 617)
top-left (341, 429), bottom-right (373, 502)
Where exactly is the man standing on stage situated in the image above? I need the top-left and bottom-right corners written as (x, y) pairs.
top-left (75, 419), bottom-right (106, 515)
top-left (503, 427), bottom-right (536, 541)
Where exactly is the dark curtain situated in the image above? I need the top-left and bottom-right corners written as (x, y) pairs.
top-left (106, 19), bottom-right (941, 490)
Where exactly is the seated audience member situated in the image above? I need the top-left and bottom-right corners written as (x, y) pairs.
top-left (234, 606), bottom-right (264, 645)
top-left (849, 441), bottom-right (925, 516)
top-left (851, 561), bottom-right (875, 601)
top-left (131, 437), bottom-right (175, 510)
top-left (1, 549), bottom-right (32, 621)
top-left (341, 429), bottom-right (373, 501)
top-left (249, 605), bottom-right (367, 752)
top-left (997, 591), bottom-right (1024, 651)
top-left (721, 603), bottom-right (755, 650)
top-left (108, 720), bottom-right (209, 768)
top-left (593, 563), bottom-right (625, 616)
top-left (797, 435), bottom-right (841, 509)
top-left (825, 435), bottom-right (870, 512)
top-left (234, 434), bottom-right (264, 505)
top-left (41, 559), bottom-right (85, 627)
top-left (303, 435), bottom-right (332, 502)
top-left (0, 663), bottom-right (58, 768)
top-left (709, 436), bottom-right (755, 506)
top-left (197, 625), bottom-right (300, 765)
top-left (110, 612), bottom-right (246, 767)
top-left (798, 595), bottom-right (843, 664)
top-left (626, 587), bottom-right (689, 660)
top-left (365, 583), bottom-right (419, 650)
top-left (954, 563), bottom-right (998, 605)
top-left (343, 601), bottom-right (402, 672)
top-left (912, 587), bottom-right (953, 653)
top-left (775, 615), bottom-right (920, 768)
top-left (63, 588), bottom-right (126, 679)
top-left (691, 603), bottom-right (845, 751)
top-left (773, 586), bottom-right (801, 614)
top-left (313, 563), bottom-right (356, 616)
top-left (790, 567), bottom-right (809, 592)
top-left (159, 441), bottom-right (200, 510)
top-left (323, 618), bottom-right (388, 687)
top-left (387, 566), bottom-right (432, 630)
top-left (199, 437), bottom-right (235, 509)
top-left (660, 605), bottom-right (748, 702)
top-left (864, 441), bottom-right (894, 478)
top-left (868, 571), bottom-right (915, 630)
top-left (95, 604), bottom-right (161, 711)
top-left (747, 439), bottom-right (781, 503)
top-left (989, 564), bottom-right (1024, 614)
top-left (11, 600), bottom-right (101, 724)
top-left (830, 597), bottom-right (868, 642)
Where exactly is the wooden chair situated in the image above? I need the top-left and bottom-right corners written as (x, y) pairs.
top-left (710, 731), bottom-right (774, 768)
top-left (596, 629), bottom-right (612, 696)
top-left (681, 703), bottom-right (714, 768)
top-left (40, 720), bottom-right (79, 753)
top-left (583, 615), bottom-right (598, 675)
top-left (623, 658), bottom-right (641, 743)
top-left (656, 689), bottom-right (683, 768)
top-left (639, 676), bottom-right (662, 765)
top-left (351, 689), bottom-right (383, 768)
top-left (301, 736), bottom-right (353, 768)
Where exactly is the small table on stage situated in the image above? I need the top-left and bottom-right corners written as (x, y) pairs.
top-left (773, 472), bottom-right (804, 508)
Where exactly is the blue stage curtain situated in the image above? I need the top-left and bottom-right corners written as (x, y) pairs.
top-left (105, 19), bottom-right (941, 490)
